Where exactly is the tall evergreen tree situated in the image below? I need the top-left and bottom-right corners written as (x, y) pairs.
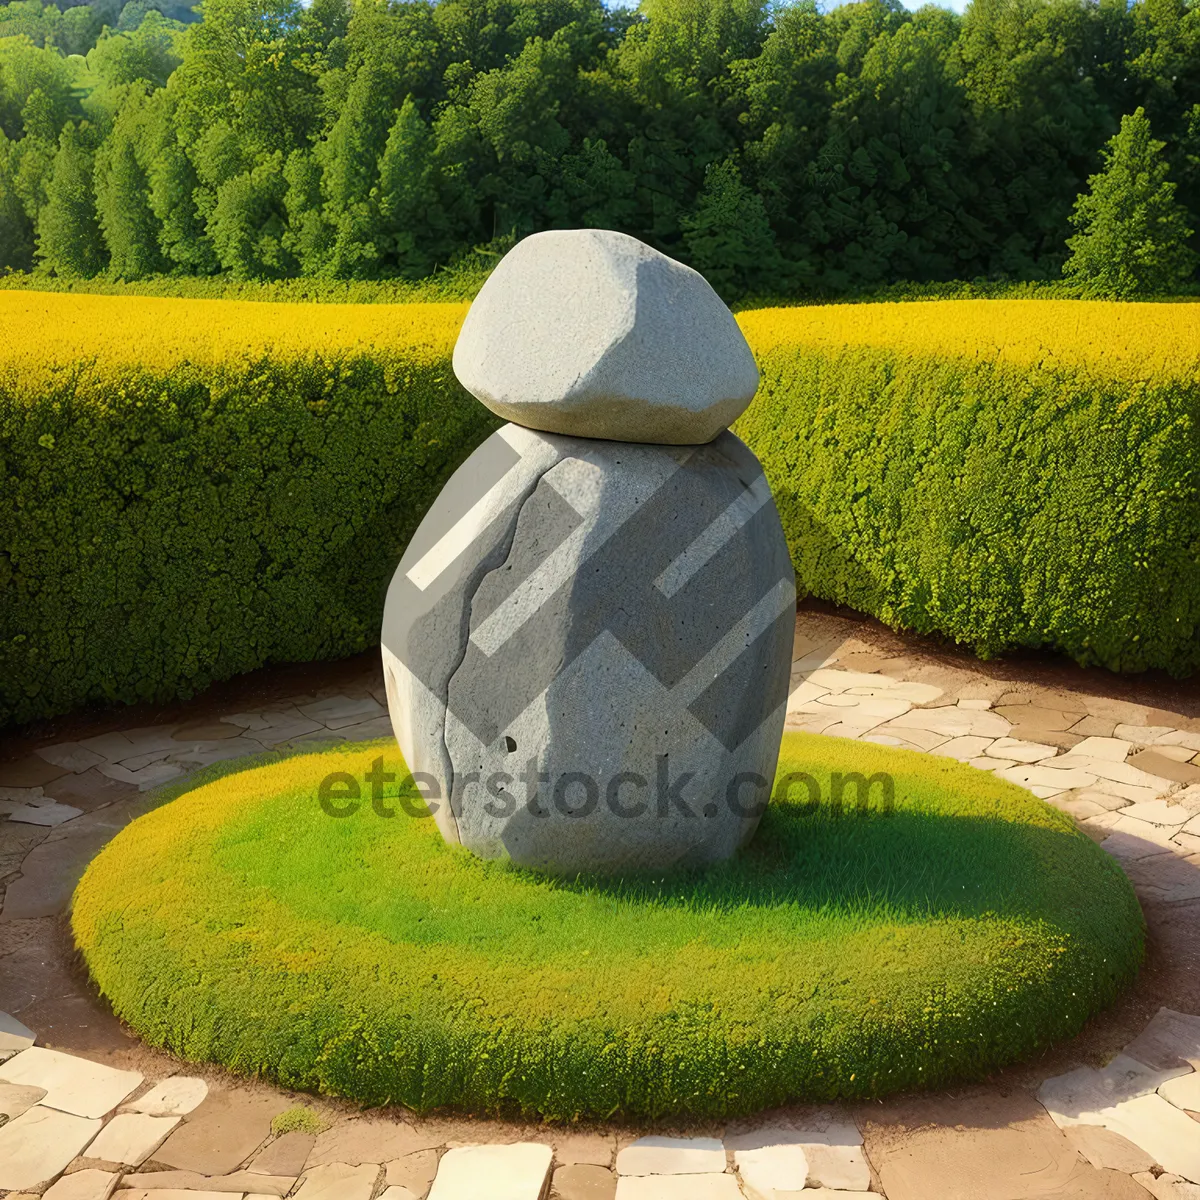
top-left (681, 158), bottom-right (783, 297)
top-left (95, 102), bottom-right (166, 278)
top-left (36, 122), bottom-right (106, 276)
top-left (1063, 107), bottom-right (1198, 297)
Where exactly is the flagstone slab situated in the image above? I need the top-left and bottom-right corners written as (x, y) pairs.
top-left (1158, 731), bottom-right (1200, 752)
top-left (932, 736), bottom-right (995, 761)
top-left (1123, 853), bottom-right (1200, 902)
top-left (43, 1168), bottom-right (122, 1199)
top-left (983, 738), bottom-right (1059, 763)
top-left (1124, 1008), bottom-right (1200, 1071)
top-left (552, 1164), bottom-right (617, 1200)
top-left (614, 1176), bottom-right (742, 1200)
top-left (992, 705), bottom-right (1080, 731)
top-left (0, 1105), bottom-right (102, 1190)
top-left (1101, 817), bottom-right (1183, 860)
top-left (384, 1149), bottom-right (439, 1194)
top-left (40, 770), bottom-right (137, 812)
top-left (7, 801), bottom-right (84, 826)
top-left (884, 709), bottom-right (1010, 739)
top-left (152, 1089), bottom-right (286, 1175)
top-left (428, 1143), bottom-right (553, 1200)
top-left (87, 1112), bottom-right (180, 1165)
top-left (307, 1117), bottom-right (440, 1167)
top-left (1063, 1124), bottom-right (1157, 1173)
top-left (1121, 800), bottom-right (1194, 827)
top-left (1159, 1071), bottom-right (1200, 1111)
top-left (35, 743), bottom-right (109, 774)
top-left (1052, 755), bottom-right (1176, 791)
top-left (126, 1076), bottom-right (208, 1117)
top-left (1096, 1093), bottom-right (1200, 1183)
top-left (1072, 737), bottom-right (1135, 762)
top-left (249, 1131), bottom-right (317, 1176)
top-left (0, 1079), bottom-right (46, 1118)
top-left (1116, 725), bottom-right (1179, 745)
top-left (995, 764), bottom-right (1097, 793)
top-left (97, 761), bottom-right (185, 790)
top-left (166, 739), bottom-right (267, 768)
top-left (298, 695), bottom-right (387, 729)
top-left (379, 1188), bottom-right (421, 1200)
top-left (119, 1191), bottom-right (233, 1199)
top-left (0, 1048), bottom-right (142, 1117)
top-left (732, 1141), bottom-right (811, 1196)
top-left (616, 1136), bottom-right (726, 1175)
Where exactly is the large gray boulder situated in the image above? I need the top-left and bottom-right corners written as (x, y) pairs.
top-left (381, 423), bottom-right (795, 875)
top-left (452, 230), bottom-right (760, 446)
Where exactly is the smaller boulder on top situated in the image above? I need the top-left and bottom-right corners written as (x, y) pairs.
top-left (452, 228), bottom-right (760, 445)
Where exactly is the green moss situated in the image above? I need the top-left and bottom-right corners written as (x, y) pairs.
top-left (72, 734), bottom-right (1144, 1120)
top-left (271, 1105), bottom-right (328, 1135)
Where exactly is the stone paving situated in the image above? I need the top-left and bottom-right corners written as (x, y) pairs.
top-left (2, 610), bottom-right (1200, 1199)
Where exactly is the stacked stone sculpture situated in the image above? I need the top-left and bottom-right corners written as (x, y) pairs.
top-left (381, 229), bottom-right (795, 874)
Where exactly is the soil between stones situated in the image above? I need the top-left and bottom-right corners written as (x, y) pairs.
top-left (71, 734), bottom-right (1144, 1121)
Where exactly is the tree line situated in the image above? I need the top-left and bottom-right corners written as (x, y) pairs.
top-left (1, 0), bottom-right (1198, 297)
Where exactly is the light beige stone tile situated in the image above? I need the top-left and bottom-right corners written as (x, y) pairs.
top-left (845, 682), bottom-right (944, 704)
top-left (995, 764), bottom-right (1097, 792)
top-left (0, 1080), bottom-right (46, 1118)
top-left (153, 1089), bottom-right (285, 1175)
top-left (1122, 800), bottom-right (1194, 827)
top-left (956, 698), bottom-right (993, 710)
top-left (1135, 1172), bottom-right (1200, 1200)
top-left (1086, 777), bottom-right (1169, 806)
top-left (616, 1136), bottom-right (725, 1176)
top-left (124, 1076), bottom-right (208, 1117)
top-left (984, 738), bottom-right (1060, 763)
top-left (248, 1131), bottom-right (316, 1176)
top-left (932, 736), bottom-right (996, 761)
top-left (734, 1143), bottom-right (809, 1196)
top-left (307, 1117), bottom-right (439, 1167)
top-left (292, 1162), bottom-right (379, 1200)
top-left (1174, 831), bottom-right (1200, 856)
top-left (874, 723), bottom-right (953, 751)
top-left (1157, 731), bottom-right (1200, 752)
top-left (119, 1191), bottom-right (233, 1200)
top-left (379, 1188), bottom-right (421, 1200)
top-left (1063, 1123), bottom-right (1156, 1173)
top-left (1052, 755), bottom-right (1175, 791)
top-left (886, 708), bottom-right (1011, 739)
top-left (968, 757), bottom-right (1015, 771)
top-left (86, 1112), bottom-right (179, 1165)
top-left (1115, 724), bottom-right (1178, 745)
top-left (384, 1149), bottom-right (439, 1195)
top-left (1159, 1071), bottom-right (1200, 1112)
top-left (614, 1176), bottom-right (742, 1199)
top-left (43, 1168), bottom-right (122, 1199)
top-left (1129, 750), bottom-right (1200, 786)
top-left (116, 1169), bottom-right (294, 1194)
top-left (1101, 816), bottom-right (1184, 859)
top-left (1152, 745), bottom-right (1199, 764)
top-left (1124, 1008), bottom-right (1200, 1071)
top-left (1099, 1093), bottom-right (1200, 1183)
top-left (0, 1105), bottom-right (102, 1191)
top-left (428, 1143), bottom-right (553, 1200)
top-left (1071, 737), bottom-right (1134, 762)
top-left (787, 681), bottom-right (830, 709)
top-left (792, 648), bottom-right (841, 672)
top-left (1038, 1054), bottom-right (1189, 1124)
top-left (0, 1048), bottom-right (142, 1118)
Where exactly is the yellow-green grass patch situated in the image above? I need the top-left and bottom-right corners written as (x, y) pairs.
top-left (72, 734), bottom-right (1143, 1120)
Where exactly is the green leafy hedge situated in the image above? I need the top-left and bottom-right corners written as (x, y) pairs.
top-left (0, 351), bottom-right (497, 727)
top-left (736, 345), bottom-right (1200, 675)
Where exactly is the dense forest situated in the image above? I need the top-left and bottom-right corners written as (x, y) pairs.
top-left (0, 0), bottom-right (1197, 294)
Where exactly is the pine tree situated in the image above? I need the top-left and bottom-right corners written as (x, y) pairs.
top-left (377, 97), bottom-right (441, 278)
top-left (36, 123), bottom-right (106, 278)
top-left (1063, 108), bottom-right (1198, 298)
top-left (681, 159), bottom-right (784, 299)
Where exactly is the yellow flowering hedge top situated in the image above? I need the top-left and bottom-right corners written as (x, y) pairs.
top-left (72, 734), bottom-right (1142, 1120)
top-left (2, 292), bottom-right (469, 388)
top-left (738, 299), bottom-right (1200, 381)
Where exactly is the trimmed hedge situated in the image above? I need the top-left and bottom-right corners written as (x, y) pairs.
top-left (0, 295), bottom-right (496, 727)
top-left (6, 294), bottom-right (1200, 729)
top-left (72, 735), bottom-right (1144, 1120)
top-left (736, 301), bottom-right (1200, 675)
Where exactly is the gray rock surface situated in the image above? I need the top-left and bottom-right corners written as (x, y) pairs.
top-left (381, 423), bottom-right (794, 874)
top-left (452, 230), bottom-right (759, 445)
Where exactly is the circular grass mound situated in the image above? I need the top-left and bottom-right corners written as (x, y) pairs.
top-left (72, 733), bottom-right (1143, 1121)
